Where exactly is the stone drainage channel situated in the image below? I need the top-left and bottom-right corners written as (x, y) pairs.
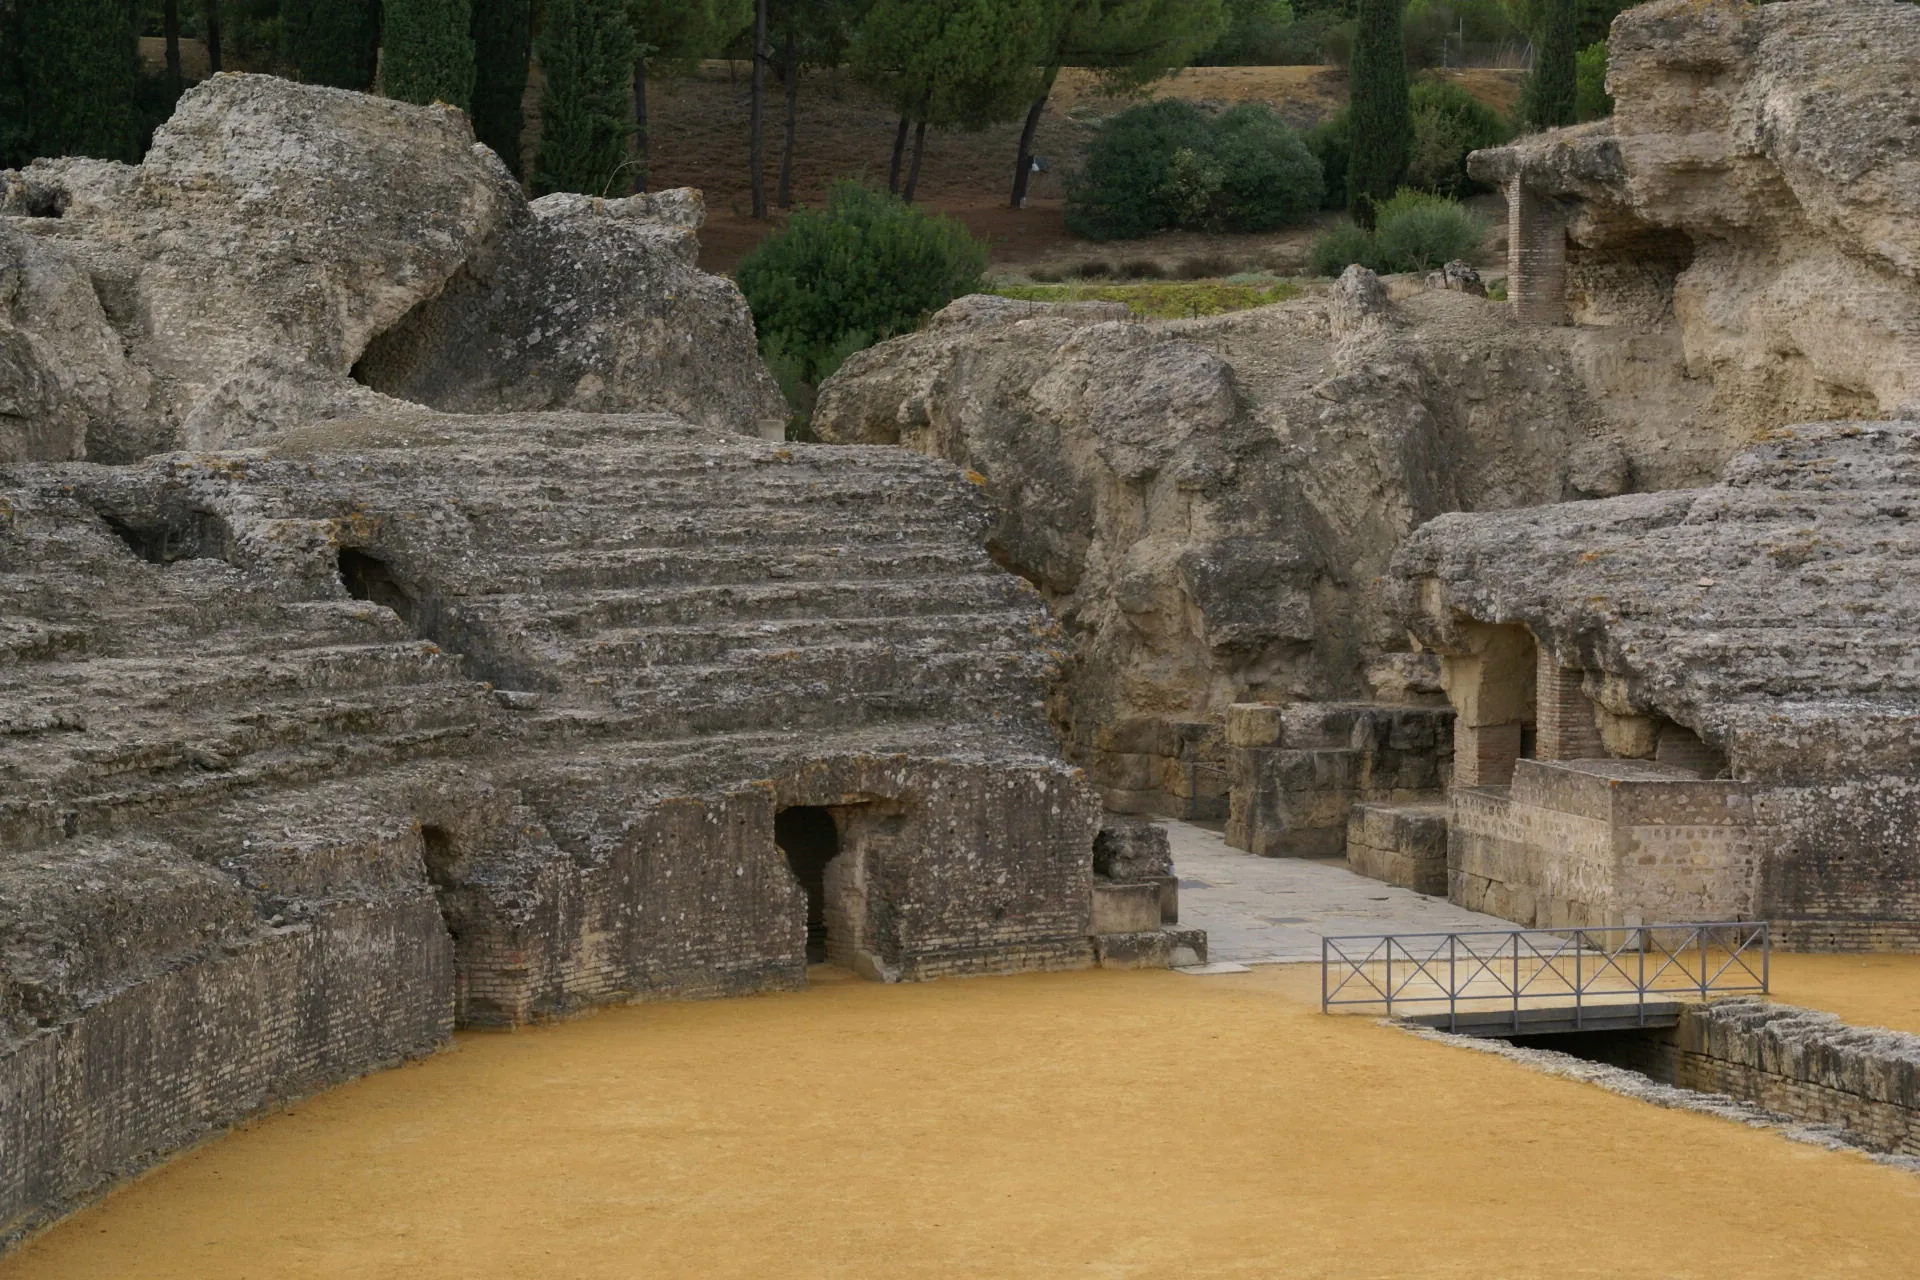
top-left (1163, 819), bottom-right (1920, 1170)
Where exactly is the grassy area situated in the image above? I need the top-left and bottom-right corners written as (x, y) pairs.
top-left (990, 277), bottom-right (1303, 320)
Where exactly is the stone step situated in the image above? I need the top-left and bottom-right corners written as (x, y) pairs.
top-left (544, 611), bottom-right (1043, 672)
top-left (486, 544), bottom-right (986, 592)
top-left (603, 645), bottom-right (1046, 736)
top-left (524, 575), bottom-right (1032, 632)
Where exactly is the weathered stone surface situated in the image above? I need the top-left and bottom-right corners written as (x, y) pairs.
top-left (0, 75), bottom-right (783, 461)
top-left (352, 191), bottom-right (786, 437)
top-left (815, 287), bottom-right (1689, 813)
top-left (0, 80), bottom-right (1085, 1251)
top-left (1472, 0), bottom-right (1920, 420)
top-left (0, 406), bottom-right (1105, 1247)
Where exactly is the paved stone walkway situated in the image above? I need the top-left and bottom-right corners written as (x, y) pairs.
top-left (1164, 819), bottom-right (1515, 966)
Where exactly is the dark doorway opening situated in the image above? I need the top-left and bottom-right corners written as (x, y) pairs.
top-left (338, 548), bottom-right (416, 625)
top-left (776, 806), bottom-right (839, 964)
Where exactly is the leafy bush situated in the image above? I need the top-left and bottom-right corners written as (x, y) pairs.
top-left (1308, 190), bottom-right (1489, 276)
top-left (1308, 221), bottom-right (1382, 277)
top-left (738, 182), bottom-right (986, 430)
top-left (1404, 79), bottom-right (1511, 198)
top-left (1306, 109), bottom-right (1352, 210)
top-left (1576, 40), bottom-right (1612, 121)
top-left (1067, 100), bottom-right (1323, 241)
top-left (1208, 103), bottom-right (1327, 232)
top-left (1064, 100), bottom-right (1213, 241)
top-left (1372, 189), bottom-right (1488, 270)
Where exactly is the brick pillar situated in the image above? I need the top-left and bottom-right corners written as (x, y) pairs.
top-left (1534, 649), bottom-right (1605, 762)
top-left (1507, 178), bottom-right (1568, 326)
top-left (1454, 723), bottom-right (1524, 788)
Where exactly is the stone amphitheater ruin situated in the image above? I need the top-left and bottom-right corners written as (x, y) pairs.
top-left (3, 0), bottom-right (1920, 1262)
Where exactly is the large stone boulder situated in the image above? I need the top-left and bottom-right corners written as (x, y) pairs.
top-left (0, 75), bottom-right (785, 461)
top-left (1470, 0), bottom-right (1920, 421)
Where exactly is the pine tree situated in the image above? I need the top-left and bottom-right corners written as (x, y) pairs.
top-left (1523, 0), bottom-right (1578, 130)
top-left (470, 0), bottom-right (532, 175)
top-left (533, 0), bottom-right (638, 196)
top-left (284, 0), bottom-right (382, 91)
top-left (627, 0), bottom-right (754, 190)
top-left (17, 0), bottom-right (138, 161)
top-left (1011, 0), bottom-right (1228, 208)
top-left (1346, 0), bottom-right (1408, 226)
top-left (852, 0), bottom-right (1054, 204)
top-left (383, 0), bottom-right (476, 109)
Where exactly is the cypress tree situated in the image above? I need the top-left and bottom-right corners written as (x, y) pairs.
top-left (1523, 0), bottom-right (1579, 130)
top-left (17, 0), bottom-right (138, 161)
top-left (533, 0), bottom-right (637, 196)
top-left (1, 0), bottom-right (28, 168)
top-left (470, 0), bottom-right (532, 175)
top-left (284, 0), bottom-right (382, 91)
top-left (1346, 0), bottom-right (1408, 227)
top-left (383, 0), bottom-right (477, 109)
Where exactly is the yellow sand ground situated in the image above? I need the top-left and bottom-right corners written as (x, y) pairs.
top-left (7, 961), bottom-right (1920, 1280)
top-left (1765, 952), bottom-right (1920, 1034)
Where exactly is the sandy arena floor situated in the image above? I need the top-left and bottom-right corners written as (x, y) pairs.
top-left (6, 962), bottom-right (1919, 1279)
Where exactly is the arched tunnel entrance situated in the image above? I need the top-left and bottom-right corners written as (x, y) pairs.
top-left (776, 806), bottom-right (840, 964)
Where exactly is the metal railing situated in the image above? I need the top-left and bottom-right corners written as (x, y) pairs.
top-left (1321, 922), bottom-right (1770, 1033)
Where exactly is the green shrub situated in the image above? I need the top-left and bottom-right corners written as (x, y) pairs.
top-left (1306, 109), bottom-right (1351, 210)
top-left (1309, 190), bottom-right (1488, 276)
top-left (1308, 222), bottom-right (1382, 276)
top-left (1065, 100), bottom-right (1214, 241)
top-left (1207, 103), bottom-right (1325, 232)
top-left (1576, 40), bottom-right (1612, 121)
top-left (1373, 189), bottom-right (1487, 270)
top-left (1404, 79), bottom-right (1511, 198)
top-left (737, 180), bottom-right (987, 391)
top-left (1067, 100), bottom-right (1322, 241)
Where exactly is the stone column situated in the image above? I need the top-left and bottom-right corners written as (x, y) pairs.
top-left (1441, 623), bottom-right (1538, 788)
top-left (1506, 178), bottom-right (1569, 326)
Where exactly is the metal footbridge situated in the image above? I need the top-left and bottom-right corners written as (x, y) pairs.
top-left (1321, 922), bottom-right (1771, 1036)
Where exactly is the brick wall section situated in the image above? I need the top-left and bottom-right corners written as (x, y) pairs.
top-left (1226, 703), bottom-right (1453, 857)
top-left (452, 754), bottom-right (1099, 1024)
top-left (1587, 1001), bottom-right (1920, 1158)
top-left (1534, 652), bottom-right (1605, 762)
top-left (1507, 179), bottom-right (1570, 325)
top-left (0, 899), bottom-right (453, 1250)
top-left (1758, 779), bottom-right (1920, 948)
top-left (1450, 759), bottom-right (1760, 927)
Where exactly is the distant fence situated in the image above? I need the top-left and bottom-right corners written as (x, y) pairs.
top-left (1321, 922), bottom-right (1771, 1034)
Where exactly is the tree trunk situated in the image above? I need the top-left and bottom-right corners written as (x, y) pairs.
top-left (903, 119), bottom-right (928, 203)
top-left (202, 0), bottom-right (221, 72)
top-left (633, 55), bottom-right (649, 192)
top-left (163, 0), bottom-right (182, 88)
top-left (749, 0), bottom-right (768, 219)
top-left (1010, 65), bottom-right (1059, 209)
top-left (777, 22), bottom-right (797, 209)
top-left (887, 114), bottom-right (908, 194)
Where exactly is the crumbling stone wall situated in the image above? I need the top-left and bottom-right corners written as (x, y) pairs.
top-left (1396, 422), bottom-right (1920, 941)
top-left (1561, 1000), bottom-right (1920, 1159)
